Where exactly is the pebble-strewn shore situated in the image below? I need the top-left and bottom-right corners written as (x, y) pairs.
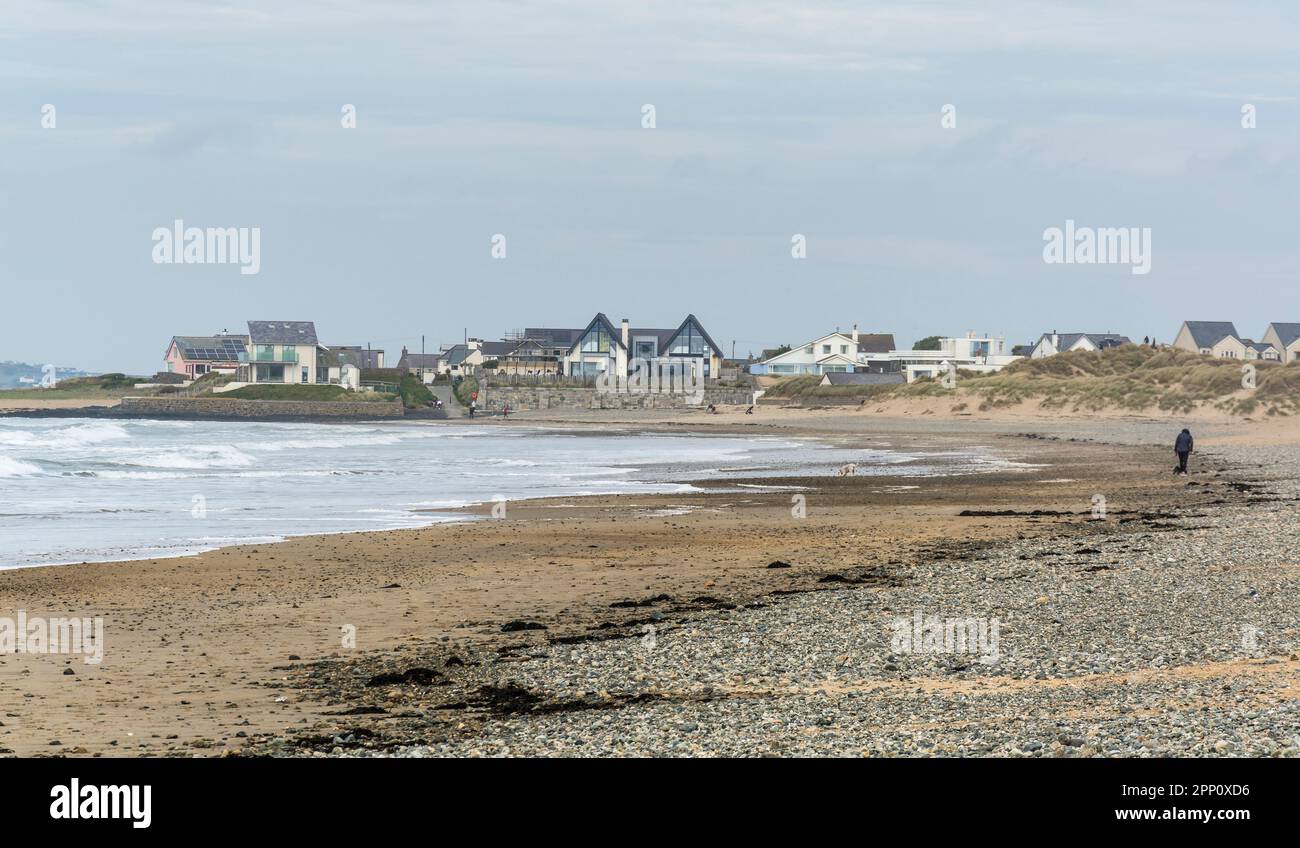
top-left (366, 432), bottom-right (1300, 757)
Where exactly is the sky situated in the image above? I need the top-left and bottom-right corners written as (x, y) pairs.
top-left (3, 0), bottom-right (1300, 372)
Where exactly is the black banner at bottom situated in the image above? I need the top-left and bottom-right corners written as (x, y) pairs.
top-left (1, 756), bottom-right (1282, 834)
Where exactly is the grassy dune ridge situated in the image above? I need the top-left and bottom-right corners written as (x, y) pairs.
top-left (763, 346), bottom-right (1300, 415)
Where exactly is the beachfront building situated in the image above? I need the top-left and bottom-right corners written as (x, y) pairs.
top-left (1029, 331), bottom-right (1132, 358)
top-left (238, 320), bottom-right (331, 384)
top-left (748, 327), bottom-right (896, 376)
top-left (1261, 323), bottom-right (1300, 362)
top-left (1243, 340), bottom-right (1282, 361)
top-left (478, 314), bottom-right (724, 381)
top-left (558, 314), bottom-right (724, 381)
top-left (163, 334), bottom-right (247, 379)
top-left (890, 333), bottom-right (1021, 382)
top-left (1171, 321), bottom-right (1242, 357)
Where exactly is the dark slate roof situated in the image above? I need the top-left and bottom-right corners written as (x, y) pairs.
top-left (1036, 332), bottom-right (1132, 352)
top-left (248, 321), bottom-right (319, 345)
top-left (331, 347), bottom-right (385, 370)
top-left (1266, 323), bottom-right (1300, 347)
top-left (1182, 321), bottom-right (1238, 349)
top-left (171, 335), bottom-right (246, 362)
top-left (399, 353), bottom-right (441, 369)
top-left (444, 345), bottom-right (474, 366)
top-left (477, 341), bottom-right (517, 357)
top-left (856, 333), bottom-right (895, 354)
top-left (521, 328), bottom-right (584, 348)
top-left (822, 372), bottom-right (905, 386)
top-left (1242, 339), bottom-right (1277, 353)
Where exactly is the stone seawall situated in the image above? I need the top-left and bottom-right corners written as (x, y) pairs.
top-left (478, 386), bottom-right (757, 412)
top-left (119, 397), bottom-right (405, 419)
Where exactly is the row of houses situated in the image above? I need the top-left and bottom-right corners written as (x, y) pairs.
top-left (164, 321), bottom-right (383, 386)
top-left (165, 314), bottom-right (727, 387)
top-left (748, 328), bottom-right (1021, 383)
top-left (164, 316), bottom-right (1300, 391)
top-left (396, 314), bottom-right (725, 384)
top-left (1170, 321), bottom-right (1300, 362)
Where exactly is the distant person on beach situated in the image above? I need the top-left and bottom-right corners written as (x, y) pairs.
top-left (468, 400), bottom-right (476, 418)
top-left (502, 404), bottom-right (510, 418)
top-left (1174, 428), bottom-right (1193, 474)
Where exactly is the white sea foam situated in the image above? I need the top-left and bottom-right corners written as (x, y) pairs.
top-left (0, 456), bottom-right (42, 477)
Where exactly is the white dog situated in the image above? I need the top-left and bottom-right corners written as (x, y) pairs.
top-left (836, 463), bottom-right (858, 477)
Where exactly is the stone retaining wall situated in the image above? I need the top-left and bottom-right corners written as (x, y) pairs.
top-left (478, 387), bottom-right (757, 412)
top-left (119, 397), bottom-right (405, 419)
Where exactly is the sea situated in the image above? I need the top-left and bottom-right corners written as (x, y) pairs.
top-left (0, 417), bottom-right (1030, 568)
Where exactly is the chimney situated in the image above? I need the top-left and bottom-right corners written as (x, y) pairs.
top-left (1051, 332), bottom-right (1059, 350)
top-left (620, 318), bottom-right (629, 348)
top-left (852, 324), bottom-right (859, 345)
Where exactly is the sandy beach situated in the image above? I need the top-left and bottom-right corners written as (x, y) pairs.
top-left (3, 404), bottom-right (1296, 757)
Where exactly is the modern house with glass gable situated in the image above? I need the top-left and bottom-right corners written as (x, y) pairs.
top-left (555, 313), bottom-right (724, 380)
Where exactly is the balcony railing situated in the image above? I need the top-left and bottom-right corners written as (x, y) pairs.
top-left (239, 350), bottom-right (299, 364)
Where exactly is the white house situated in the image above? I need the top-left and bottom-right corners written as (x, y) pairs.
top-left (1030, 332), bottom-right (1131, 358)
top-left (750, 326), bottom-right (895, 375)
top-left (890, 333), bottom-right (1021, 382)
top-left (238, 320), bottom-right (333, 385)
top-left (1260, 323), bottom-right (1300, 362)
top-left (559, 314), bottom-right (724, 381)
top-left (1171, 321), bottom-right (1240, 356)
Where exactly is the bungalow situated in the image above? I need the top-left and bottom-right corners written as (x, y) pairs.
top-left (1029, 332), bottom-right (1131, 358)
top-left (1260, 323), bottom-right (1300, 363)
top-left (750, 327), bottom-right (896, 376)
top-left (1243, 340), bottom-right (1282, 361)
top-left (396, 348), bottom-right (442, 383)
top-left (238, 320), bottom-right (331, 384)
top-left (1171, 322), bottom-right (1241, 357)
top-left (163, 334), bottom-right (247, 378)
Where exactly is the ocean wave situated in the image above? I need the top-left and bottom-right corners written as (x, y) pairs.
top-left (112, 445), bottom-right (257, 470)
top-left (0, 421), bottom-right (129, 450)
top-left (0, 456), bottom-right (42, 477)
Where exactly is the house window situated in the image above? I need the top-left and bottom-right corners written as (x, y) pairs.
top-left (840, 345), bottom-right (847, 354)
top-left (301, 366), bottom-right (310, 382)
top-left (822, 345), bottom-right (831, 354)
top-left (804, 346), bottom-right (813, 355)
top-left (669, 323), bottom-right (707, 356)
top-left (580, 327), bottom-right (612, 353)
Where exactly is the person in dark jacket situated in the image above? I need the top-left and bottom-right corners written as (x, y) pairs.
top-left (1174, 428), bottom-right (1193, 474)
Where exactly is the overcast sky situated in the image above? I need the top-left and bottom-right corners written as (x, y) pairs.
top-left (3, 1), bottom-right (1300, 372)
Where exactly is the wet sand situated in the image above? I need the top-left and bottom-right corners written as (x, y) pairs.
top-left (0, 412), bottom-right (1232, 757)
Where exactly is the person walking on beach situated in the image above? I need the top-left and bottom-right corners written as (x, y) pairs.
top-left (1174, 428), bottom-right (1193, 475)
top-left (468, 399), bottom-right (476, 418)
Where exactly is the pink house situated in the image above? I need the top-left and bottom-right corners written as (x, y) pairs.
top-left (164, 335), bottom-right (248, 378)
